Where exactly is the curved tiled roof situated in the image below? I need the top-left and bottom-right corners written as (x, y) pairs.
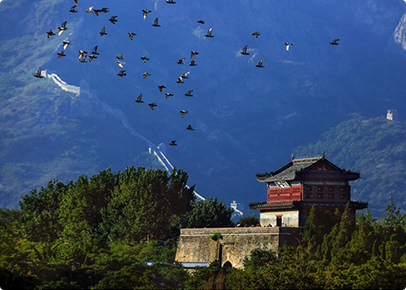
top-left (256, 156), bottom-right (359, 183)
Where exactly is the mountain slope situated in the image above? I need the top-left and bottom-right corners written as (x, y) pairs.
top-left (1, 0), bottom-right (406, 212)
top-left (294, 114), bottom-right (406, 216)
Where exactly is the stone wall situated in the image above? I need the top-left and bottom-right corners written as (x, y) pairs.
top-left (175, 227), bottom-right (302, 269)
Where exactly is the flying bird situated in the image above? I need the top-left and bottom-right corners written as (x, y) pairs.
top-left (115, 61), bottom-right (125, 68)
top-left (185, 90), bottom-right (193, 97)
top-left (205, 27), bottom-right (214, 38)
top-left (78, 50), bottom-right (87, 62)
top-left (158, 85), bottom-right (166, 92)
top-left (57, 22), bottom-right (68, 34)
top-left (189, 59), bottom-right (197, 66)
top-left (251, 31), bottom-right (260, 38)
top-left (46, 29), bottom-right (55, 38)
top-left (34, 68), bottom-right (44, 78)
top-left (91, 45), bottom-right (99, 55)
top-left (142, 9), bottom-right (151, 20)
top-left (186, 125), bottom-right (195, 131)
top-left (148, 102), bottom-right (157, 110)
top-left (79, 55), bottom-right (87, 63)
top-left (169, 141), bottom-right (177, 146)
top-left (99, 26), bottom-right (107, 36)
top-left (240, 45), bottom-right (249, 55)
top-left (197, 20), bottom-right (205, 24)
top-left (69, 5), bottom-right (77, 13)
top-left (109, 16), bottom-right (118, 24)
top-left (152, 17), bottom-right (161, 27)
top-left (165, 92), bottom-right (174, 98)
top-left (135, 94), bottom-right (144, 103)
top-left (74, 0), bottom-right (78, 5)
top-left (330, 39), bottom-right (340, 45)
top-left (181, 72), bottom-right (190, 79)
top-left (191, 51), bottom-right (199, 58)
top-left (57, 51), bottom-right (66, 58)
top-left (117, 70), bottom-right (126, 77)
top-left (85, 6), bottom-right (94, 14)
top-left (176, 76), bottom-right (184, 83)
top-left (255, 58), bottom-right (264, 68)
top-left (177, 58), bottom-right (186, 64)
top-left (285, 42), bottom-right (293, 51)
top-left (166, 0), bottom-right (176, 3)
top-left (141, 56), bottom-right (150, 63)
top-left (143, 72), bottom-right (151, 79)
top-left (128, 32), bottom-right (137, 40)
top-left (180, 110), bottom-right (188, 118)
top-left (116, 53), bottom-right (124, 60)
top-left (62, 40), bottom-right (71, 50)
top-left (88, 55), bottom-right (97, 62)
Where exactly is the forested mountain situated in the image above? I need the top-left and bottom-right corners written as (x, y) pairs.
top-left (1, 0), bottom-right (406, 213)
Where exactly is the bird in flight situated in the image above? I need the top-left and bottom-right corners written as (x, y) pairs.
top-left (152, 17), bottom-right (161, 27)
top-left (191, 51), bottom-right (199, 58)
top-left (91, 46), bottom-right (99, 55)
top-left (115, 61), bottom-right (125, 68)
top-left (128, 32), bottom-right (137, 40)
top-left (69, 5), bottom-right (77, 13)
top-left (169, 141), bottom-right (178, 146)
top-left (285, 42), bottom-right (293, 51)
top-left (142, 9), bottom-right (151, 20)
top-left (85, 6), bottom-right (94, 14)
top-left (165, 92), bottom-right (174, 98)
top-left (58, 21), bottom-right (68, 35)
top-left (89, 55), bottom-right (97, 62)
top-left (176, 76), bottom-right (184, 83)
top-left (205, 27), bottom-right (214, 38)
top-left (185, 90), bottom-right (193, 97)
top-left (57, 51), bottom-right (66, 58)
top-left (109, 16), bottom-right (118, 24)
top-left (177, 58), bottom-right (186, 64)
top-left (166, 0), bottom-right (176, 4)
top-left (46, 29), bottom-right (55, 38)
top-left (255, 58), bottom-right (264, 68)
top-left (330, 39), bottom-right (340, 45)
top-left (99, 26), bottom-right (107, 36)
top-left (241, 45), bottom-right (249, 55)
top-left (135, 94), bottom-right (144, 103)
top-left (158, 85), bottom-right (166, 92)
top-left (180, 110), bottom-right (189, 118)
top-left (186, 125), bottom-right (195, 131)
top-left (141, 56), bottom-right (150, 63)
top-left (116, 53), bottom-right (124, 60)
top-left (117, 70), bottom-right (126, 77)
top-left (189, 59), bottom-right (197, 66)
top-left (62, 40), bottom-right (71, 50)
top-left (181, 72), bottom-right (190, 79)
top-left (251, 31), bottom-right (260, 38)
top-left (148, 102), bottom-right (157, 110)
top-left (143, 72), bottom-right (151, 79)
top-left (197, 20), bottom-right (205, 24)
top-left (34, 68), bottom-right (44, 78)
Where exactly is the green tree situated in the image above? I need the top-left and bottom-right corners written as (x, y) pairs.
top-left (183, 197), bottom-right (234, 228)
top-left (237, 215), bottom-right (259, 227)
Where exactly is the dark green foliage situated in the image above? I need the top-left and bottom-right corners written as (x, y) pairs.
top-left (237, 215), bottom-right (260, 227)
top-left (182, 197), bottom-right (234, 228)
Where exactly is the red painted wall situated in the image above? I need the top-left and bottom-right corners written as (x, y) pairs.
top-left (267, 184), bottom-right (302, 203)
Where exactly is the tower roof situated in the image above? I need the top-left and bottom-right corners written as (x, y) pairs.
top-left (256, 155), bottom-right (360, 183)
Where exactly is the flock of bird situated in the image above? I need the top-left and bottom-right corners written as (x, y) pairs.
top-left (34, 0), bottom-right (340, 147)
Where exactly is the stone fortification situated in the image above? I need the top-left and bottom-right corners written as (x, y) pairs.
top-left (175, 227), bottom-right (302, 269)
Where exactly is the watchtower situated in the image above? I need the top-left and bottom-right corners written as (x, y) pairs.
top-left (250, 154), bottom-right (368, 227)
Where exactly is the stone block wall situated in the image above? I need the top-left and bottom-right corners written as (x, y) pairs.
top-left (175, 227), bottom-right (302, 269)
